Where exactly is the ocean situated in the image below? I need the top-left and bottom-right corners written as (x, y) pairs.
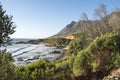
top-left (12, 38), bottom-right (34, 42)
top-left (4, 38), bottom-right (63, 66)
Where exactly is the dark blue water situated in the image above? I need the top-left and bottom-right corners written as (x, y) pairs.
top-left (12, 38), bottom-right (34, 42)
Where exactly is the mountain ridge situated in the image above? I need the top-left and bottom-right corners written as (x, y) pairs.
top-left (51, 21), bottom-right (76, 38)
top-left (51, 11), bottom-right (120, 38)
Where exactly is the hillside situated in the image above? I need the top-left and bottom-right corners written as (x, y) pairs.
top-left (51, 11), bottom-right (120, 38)
top-left (51, 20), bottom-right (89, 38)
top-left (51, 21), bottom-right (76, 38)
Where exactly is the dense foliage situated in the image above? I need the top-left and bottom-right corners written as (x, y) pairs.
top-left (0, 51), bottom-right (14, 80)
top-left (43, 38), bottom-right (71, 47)
top-left (1, 3), bottom-right (120, 80)
top-left (7, 32), bottom-right (119, 80)
top-left (0, 3), bottom-right (16, 80)
top-left (67, 33), bottom-right (88, 55)
top-left (0, 4), bottom-right (16, 48)
top-left (73, 33), bottom-right (120, 79)
top-left (14, 58), bottom-right (73, 80)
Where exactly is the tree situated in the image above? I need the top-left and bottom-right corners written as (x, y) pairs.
top-left (94, 4), bottom-right (112, 33)
top-left (0, 3), bottom-right (16, 80)
top-left (0, 3), bottom-right (16, 51)
top-left (81, 13), bottom-right (98, 40)
top-left (94, 4), bottom-right (107, 19)
top-left (80, 4), bottom-right (113, 41)
top-left (67, 33), bottom-right (88, 55)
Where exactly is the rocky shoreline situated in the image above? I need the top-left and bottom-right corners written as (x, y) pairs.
top-left (103, 68), bottom-right (120, 80)
top-left (13, 39), bottom-right (68, 66)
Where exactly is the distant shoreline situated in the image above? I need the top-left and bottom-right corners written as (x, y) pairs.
top-left (12, 38), bottom-right (34, 42)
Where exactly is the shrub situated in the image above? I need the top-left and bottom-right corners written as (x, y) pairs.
top-left (73, 32), bottom-right (120, 77)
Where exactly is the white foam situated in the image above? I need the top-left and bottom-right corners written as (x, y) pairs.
top-left (5, 44), bottom-right (63, 66)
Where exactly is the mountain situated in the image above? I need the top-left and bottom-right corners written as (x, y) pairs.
top-left (51, 11), bottom-right (120, 38)
top-left (51, 21), bottom-right (76, 38)
top-left (51, 20), bottom-right (95, 38)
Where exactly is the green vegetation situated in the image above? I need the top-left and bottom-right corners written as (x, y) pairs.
top-left (73, 32), bottom-right (120, 79)
top-left (0, 3), bottom-right (16, 80)
top-left (1, 3), bottom-right (120, 80)
top-left (0, 51), bottom-right (14, 80)
top-left (14, 58), bottom-right (73, 80)
top-left (43, 38), bottom-right (71, 47)
top-left (0, 4), bottom-right (16, 49)
top-left (11, 32), bottom-right (120, 80)
top-left (67, 33), bottom-right (88, 55)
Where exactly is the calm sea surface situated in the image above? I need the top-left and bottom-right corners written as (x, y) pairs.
top-left (12, 38), bottom-right (34, 42)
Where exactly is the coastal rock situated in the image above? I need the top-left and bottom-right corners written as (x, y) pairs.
top-left (17, 57), bottom-right (23, 61)
top-left (103, 68), bottom-right (120, 80)
top-left (51, 50), bottom-right (61, 54)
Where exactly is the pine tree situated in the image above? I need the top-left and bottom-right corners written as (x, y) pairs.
top-left (0, 3), bottom-right (16, 51)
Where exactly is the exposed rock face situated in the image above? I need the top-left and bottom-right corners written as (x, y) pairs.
top-left (103, 68), bottom-right (120, 80)
top-left (65, 35), bottom-right (75, 39)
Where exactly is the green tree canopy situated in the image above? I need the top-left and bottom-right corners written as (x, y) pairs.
top-left (0, 3), bottom-right (16, 49)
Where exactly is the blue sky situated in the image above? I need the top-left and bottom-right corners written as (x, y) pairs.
top-left (1, 0), bottom-right (120, 38)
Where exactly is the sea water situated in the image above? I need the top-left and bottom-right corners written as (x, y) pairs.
top-left (2, 39), bottom-right (63, 66)
top-left (12, 38), bottom-right (33, 42)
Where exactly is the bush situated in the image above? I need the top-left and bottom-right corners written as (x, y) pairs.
top-left (67, 33), bottom-right (88, 55)
top-left (73, 50), bottom-right (92, 76)
top-left (43, 38), bottom-right (71, 46)
top-left (0, 51), bottom-right (14, 80)
top-left (73, 32), bottom-right (120, 77)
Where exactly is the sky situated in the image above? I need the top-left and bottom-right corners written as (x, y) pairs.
top-left (0, 0), bottom-right (120, 39)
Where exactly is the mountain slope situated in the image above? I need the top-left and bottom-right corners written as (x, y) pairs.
top-left (51, 21), bottom-right (76, 38)
top-left (51, 11), bottom-right (120, 38)
top-left (51, 20), bottom-right (94, 38)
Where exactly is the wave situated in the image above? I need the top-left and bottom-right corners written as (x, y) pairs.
top-left (12, 45), bottom-right (31, 53)
top-left (13, 45), bottom-right (39, 57)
